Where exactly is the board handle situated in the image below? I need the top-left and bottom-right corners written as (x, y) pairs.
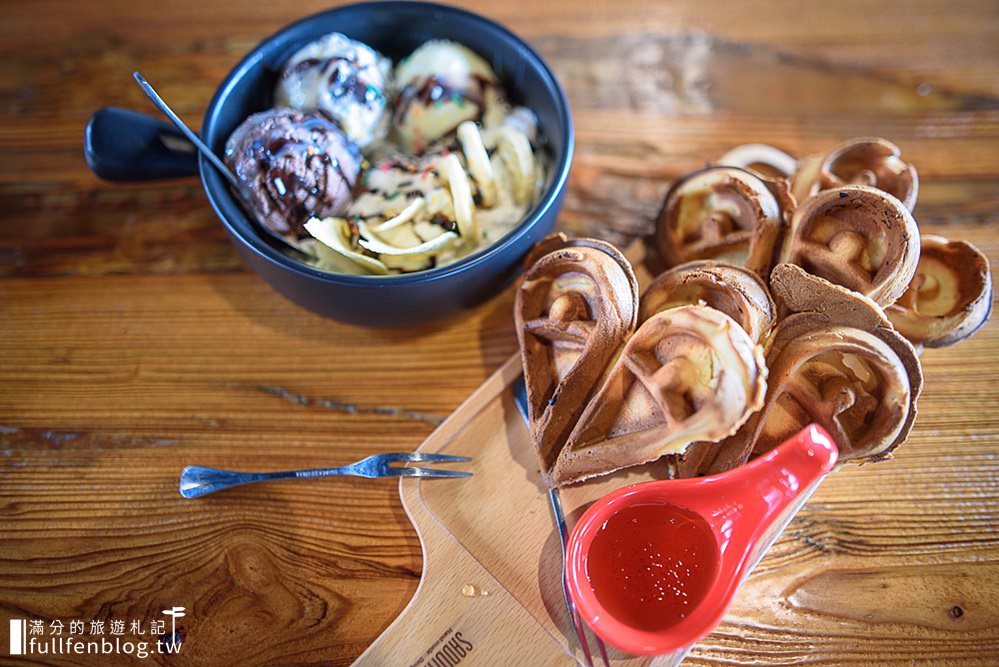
top-left (355, 485), bottom-right (573, 666)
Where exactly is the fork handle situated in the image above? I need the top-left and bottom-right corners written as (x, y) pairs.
top-left (179, 466), bottom-right (351, 498)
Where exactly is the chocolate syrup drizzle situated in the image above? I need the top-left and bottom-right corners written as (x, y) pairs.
top-left (283, 55), bottom-right (383, 108)
top-left (236, 112), bottom-right (359, 235)
top-left (392, 74), bottom-right (495, 149)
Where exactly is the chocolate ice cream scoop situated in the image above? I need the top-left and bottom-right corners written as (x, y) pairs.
top-left (224, 108), bottom-right (360, 236)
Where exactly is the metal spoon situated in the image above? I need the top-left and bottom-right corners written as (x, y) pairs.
top-left (132, 71), bottom-right (311, 260)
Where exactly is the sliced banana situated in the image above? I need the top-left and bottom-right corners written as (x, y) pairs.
top-left (497, 126), bottom-right (535, 205)
top-left (357, 220), bottom-right (459, 256)
top-left (439, 152), bottom-right (478, 241)
top-left (373, 196), bottom-right (425, 232)
top-left (457, 121), bottom-right (497, 207)
top-left (302, 108), bottom-right (543, 275)
top-left (303, 217), bottom-right (389, 275)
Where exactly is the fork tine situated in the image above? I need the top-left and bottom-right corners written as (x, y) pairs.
top-left (377, 452), bottom-right (471, 464)
top-left (389, 467), bottom-right (472, 478)
top-left (399, 452), bottom-right (472, 463)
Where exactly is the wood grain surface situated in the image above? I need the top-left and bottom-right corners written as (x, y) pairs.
top-left (1, 1), bottom-right (998, 665)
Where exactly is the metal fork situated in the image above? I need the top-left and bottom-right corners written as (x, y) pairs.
top-left (179, 452), bottom-right (472, 498)
top-left (513, 377), bottom-right (610, 667)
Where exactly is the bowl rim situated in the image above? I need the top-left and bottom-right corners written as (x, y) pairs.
top-left (200, 0), bottom-right (574, 287)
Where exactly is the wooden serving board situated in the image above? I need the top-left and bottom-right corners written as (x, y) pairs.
top-left (354, 348), bottom-right (824, 667)
top-left (355, 352), bottom-right (699, 667)
top-left (355, 244), bottom-right (780, 666)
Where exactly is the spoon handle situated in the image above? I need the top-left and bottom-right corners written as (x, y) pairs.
top-left (132, 71), bottom-right (240, 190)
top-left (84, 107), bottom-right (199, 182)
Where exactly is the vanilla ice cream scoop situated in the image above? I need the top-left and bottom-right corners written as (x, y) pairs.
top-left (392, 40), bottom-right (505, 153)
top-left (275, 32), bottom-right (392, 148)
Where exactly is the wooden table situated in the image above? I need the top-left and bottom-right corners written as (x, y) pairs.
top-left (2, 1), bottom-right (997, 664)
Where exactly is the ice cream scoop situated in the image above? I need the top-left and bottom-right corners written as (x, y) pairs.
top-left (224, 108), bottom-right (361, 236)
top-left (392, 40), bottom-right (503, 153)
top-left (275, 32), bottom-right (392, 148)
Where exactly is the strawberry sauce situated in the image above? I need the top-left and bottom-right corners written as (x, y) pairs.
top-left (585, 502), bottom-right (718, 632)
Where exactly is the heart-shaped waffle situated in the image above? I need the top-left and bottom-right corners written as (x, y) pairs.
top-left (517, 238), bottom-right (767, 487)
top-left (706, 264), bottom-right (923, 473)
top-left (886, 235), bottom-right (992, 349)
top-left (653, 166), bottom-right (793, 279)
top-left (640, 260), bottom-right (776, 344)
top-left (791, 136), bottom-right (919, 211)
top-left (515, 236), bottom-right (639, 480)
top-left (551, 305), bottom-right (766, 486)
top-left (639, 259), bottom-right (777, 477)
top-left (783, 185), bottom-right (919, 306)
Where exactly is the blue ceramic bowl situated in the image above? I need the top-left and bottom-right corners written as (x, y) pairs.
top-left (88, 2), bottom-right (572, 327)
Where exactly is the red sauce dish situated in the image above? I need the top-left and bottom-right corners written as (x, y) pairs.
top-left (565, 424), bottom-right (838, 656)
